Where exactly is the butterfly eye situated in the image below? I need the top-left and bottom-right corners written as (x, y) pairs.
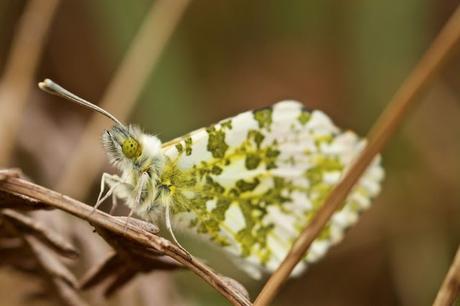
top-left (122, 138), bottom-right (142, 159)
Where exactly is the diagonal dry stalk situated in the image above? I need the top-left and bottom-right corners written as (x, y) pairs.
top-left (0, 0), bottom-right (60, 165)
top-left (432, 246), bottom-right (460, 306)
top-left (56, 0), bottom-right (191, 198)
top-left (254, 4), bottom-right (460, 306)
top-left (0, 173), bottom-right (252, 306)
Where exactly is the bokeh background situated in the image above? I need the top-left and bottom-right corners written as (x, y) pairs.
top-left (0, 1), bottom-right (460, 305)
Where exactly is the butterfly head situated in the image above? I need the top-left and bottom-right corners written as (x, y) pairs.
top-left (102, 125), bottom-right (144, 166)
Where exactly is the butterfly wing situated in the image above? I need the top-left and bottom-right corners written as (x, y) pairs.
top-left (161, 101), bottom-right (384, 277)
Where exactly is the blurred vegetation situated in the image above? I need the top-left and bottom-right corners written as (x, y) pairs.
top-left (1, 0), bottom-right (460, 305)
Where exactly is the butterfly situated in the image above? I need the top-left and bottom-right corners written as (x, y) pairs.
top-left (39, 79), bottom-right (384, 279)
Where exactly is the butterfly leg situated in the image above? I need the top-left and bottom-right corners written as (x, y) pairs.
top-left (123, 172), bottom-right (149, 231)
top-left (122, 209), bottom-right (135, 231)
top-left (109, 192), bottom-right (118, 215)
top-left (93, 173), bottom-right (124, 214)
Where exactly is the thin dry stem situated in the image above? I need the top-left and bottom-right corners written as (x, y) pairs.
top-left (254, 5), bottom-right (460, 306)
top-left (0, 0), bottom-right (60, 165)
top-left (56, 0), bottom-right (190, 198)
top-left (433, 246), bottom-right (460, 306)
top-left (0, 175), bottom-right (252, 306)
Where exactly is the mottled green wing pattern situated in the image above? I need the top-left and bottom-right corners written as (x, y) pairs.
top-left (161, 101), bottom-right (384, 278)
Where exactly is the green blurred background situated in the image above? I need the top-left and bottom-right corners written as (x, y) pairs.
top-left (1, 1), bottom-right (460, 305)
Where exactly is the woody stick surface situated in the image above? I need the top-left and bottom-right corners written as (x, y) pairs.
top-left (254, 4), bottom-right (460, 306)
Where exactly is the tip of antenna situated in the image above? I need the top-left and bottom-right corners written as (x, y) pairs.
top-left (38, 78), bottom-right (50, 88)
top-left (38, 78), bottom-right (58, 95)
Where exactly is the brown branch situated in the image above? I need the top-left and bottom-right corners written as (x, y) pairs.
top-left (433, 246), bottom-right (460, 306)
top-left (56, 0), bottom-right (191, 198)
top-left (254, 4), bottom-right (460, 306)
top-left (0, 173), bottom-right (252, 306)
top-left (0, 0), bottom-right (60, 165)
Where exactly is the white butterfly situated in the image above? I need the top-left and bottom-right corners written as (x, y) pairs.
top-left (39, 79), bottom-right (384, 279)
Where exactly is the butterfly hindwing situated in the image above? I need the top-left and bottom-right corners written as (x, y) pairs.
top-left (161, 101), bottom-right (384, 277)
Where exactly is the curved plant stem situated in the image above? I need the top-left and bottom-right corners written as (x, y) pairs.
top-left (254, 4), bottom-right (460, 306)
top-left (433, 246), bottom-right (460, 306)
top-left (0, 0), bottom-right (60, 165)
top-left (56, 0), bottom-right (190, 197)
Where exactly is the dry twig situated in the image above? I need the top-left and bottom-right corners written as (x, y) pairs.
top-left (0, 171), bottom-right (252, 306)
top-left (0, 0), bottom-right (60, 165)
top-left (254, 4), bottom-right (460, 306)
top-left (57, 0), bottom-right (191, 198)
top-left (432, 246), bottom-right (460, 306)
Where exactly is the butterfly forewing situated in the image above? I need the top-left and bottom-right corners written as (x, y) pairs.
top-left (161, 101), bottom-right (383, 277)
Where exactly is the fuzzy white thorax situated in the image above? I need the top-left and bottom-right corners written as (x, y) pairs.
top-left (141, 133), bottom-right (163, 157)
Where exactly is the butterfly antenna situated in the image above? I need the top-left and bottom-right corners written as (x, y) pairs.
top-left (38, 78), bottom-right (125, 127)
